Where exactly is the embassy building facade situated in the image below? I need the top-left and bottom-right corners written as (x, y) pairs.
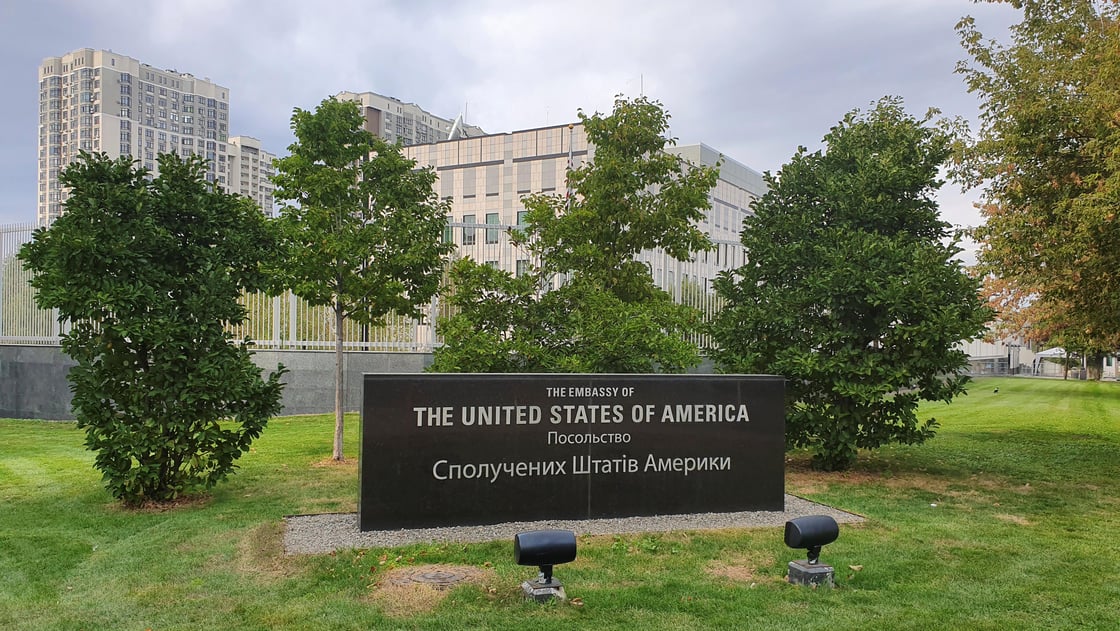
top-left (402, 124), bottom-right (765, 300)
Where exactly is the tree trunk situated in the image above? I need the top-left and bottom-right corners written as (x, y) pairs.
top-left (1088, 353), bottom-right (1103, 381)
top-left (333, 300), bottom-right (345, 461)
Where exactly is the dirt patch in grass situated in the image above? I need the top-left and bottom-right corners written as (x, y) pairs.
top-left (235, 522), bottom-right (303, 582)
top-left (366, 564), bottom-right (493, 618)
top-left (1097, 493), bottom-right (1120, 509)
top-left (108, 494), bottom-right (213, 513)
top-left (311, 457), bottom-right (358, 470)
top-left (704, 551), bottom-right (779, 585)
top-left (706, 561), bottom-right (760, 583)
top-left (994, 513), bottom-right (1032, 526)
top-left (368, 581), bottom-right (446, 617)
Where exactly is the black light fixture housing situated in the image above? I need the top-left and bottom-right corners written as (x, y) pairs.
top-left (514, 529), bottom-right (577, 602)
top-left (514, 529), bottom-right (577, 585)
top-left (784, 514), bottom-right (840, 564)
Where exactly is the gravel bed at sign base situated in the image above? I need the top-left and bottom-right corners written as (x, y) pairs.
top-left (282, 494), bottom-right (865, 555)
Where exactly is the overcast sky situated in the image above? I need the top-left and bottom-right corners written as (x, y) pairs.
top-left (0, 0), bottom-right (1020, 238)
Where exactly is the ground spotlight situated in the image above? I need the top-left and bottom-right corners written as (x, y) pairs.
top-left (784, 515), bottom-right (839, 587)
top-left (514, 529), bottom-right (577, 602)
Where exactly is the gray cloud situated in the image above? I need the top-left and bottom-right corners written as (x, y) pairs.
top-left (0, 0), bottom-right (1018, 229)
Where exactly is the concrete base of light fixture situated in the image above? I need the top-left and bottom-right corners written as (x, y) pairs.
top-left (787, 560), bottom-right (835, 587)
top-left (521, 577), bottom-right (567, 602)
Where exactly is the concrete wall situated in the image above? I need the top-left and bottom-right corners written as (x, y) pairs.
top-left (0, 345), bottom-right (76, 419)
top-left (252, 349), bottom-right (433, 416)
top-left (0, 344), bottom-right (433, 420)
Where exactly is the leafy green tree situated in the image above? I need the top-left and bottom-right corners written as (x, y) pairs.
top-left (709, 98), bottom-right (991, 471)
top-left (273, 97), bottom-right (452, 459)
top-left (431, 96), bottom-right (718, 373)
top-left (957, 0), bottom-right (1120, 376)
top-left (19, 152), bottom-right (286, 504)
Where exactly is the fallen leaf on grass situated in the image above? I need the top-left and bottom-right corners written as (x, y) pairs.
top-left (849, 565), bottom-right (863, 572)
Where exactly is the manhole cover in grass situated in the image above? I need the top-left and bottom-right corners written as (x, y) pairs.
top-left (385, 565), bottom-right (484, 590)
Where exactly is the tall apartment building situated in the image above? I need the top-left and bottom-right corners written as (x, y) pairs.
top-left (227, 136), bottom-right (277, 216)
top-left (336, 91), bottom-right (485, 146)
top-left (402, 124), bottom-right (766, 296)
top-left (38, 48), bottom-right (232, 225)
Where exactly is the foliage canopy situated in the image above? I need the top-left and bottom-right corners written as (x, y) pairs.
top-left (958, 0), bottom-right (1120, 368)
top-left (273, 97), bottom-right (452, 458)
top-left (710, 98), bottom-right (991, 470)
top-left (430, 96), bottom-right (718, 373)
top-left (19, 152), bottom-right (286, 504)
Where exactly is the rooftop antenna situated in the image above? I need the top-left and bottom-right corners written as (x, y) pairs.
top-left (448, 113), bottom-right (464, 140)
top-left (448, 100), bottom-right (471, 140)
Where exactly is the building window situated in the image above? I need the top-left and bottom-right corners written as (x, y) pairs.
top-left (462, 214), bottom-right (476, 246)
top-left (540, 159), bottom-right (556, 191)
top-left (517, 162), bottom-right (532, 194)
top-left (440, 171), bottom-right (454, 200)
top-left (485, 164), bottom-right (499, 196)
top-left (442, 216), bottom-right (453, 244)
top-left (516, 259), bottom-right (529, 277)
top-left (462, 168), bottom-right (476, 199)
top-left (485, 212), bottom-right (500, 244)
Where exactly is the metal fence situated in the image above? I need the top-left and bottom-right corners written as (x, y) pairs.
top-left (1, 223), bottom-right (60, 344)
top-left (1, 223), bottom-right (743, 351)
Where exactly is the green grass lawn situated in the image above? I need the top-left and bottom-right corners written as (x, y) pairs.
top-left (1, 376), bottom-right (1118, 630)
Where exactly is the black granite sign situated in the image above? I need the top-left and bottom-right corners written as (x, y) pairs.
top-left (359, 374), bottom-right (785, 531)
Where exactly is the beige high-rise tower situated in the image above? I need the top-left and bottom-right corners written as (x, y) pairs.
top-left (227, 136), bottom-right (277, 216)
top-left (336, 91), bottom-right (484, 146)
top-left (38, 48), bottom-right (230, 225)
